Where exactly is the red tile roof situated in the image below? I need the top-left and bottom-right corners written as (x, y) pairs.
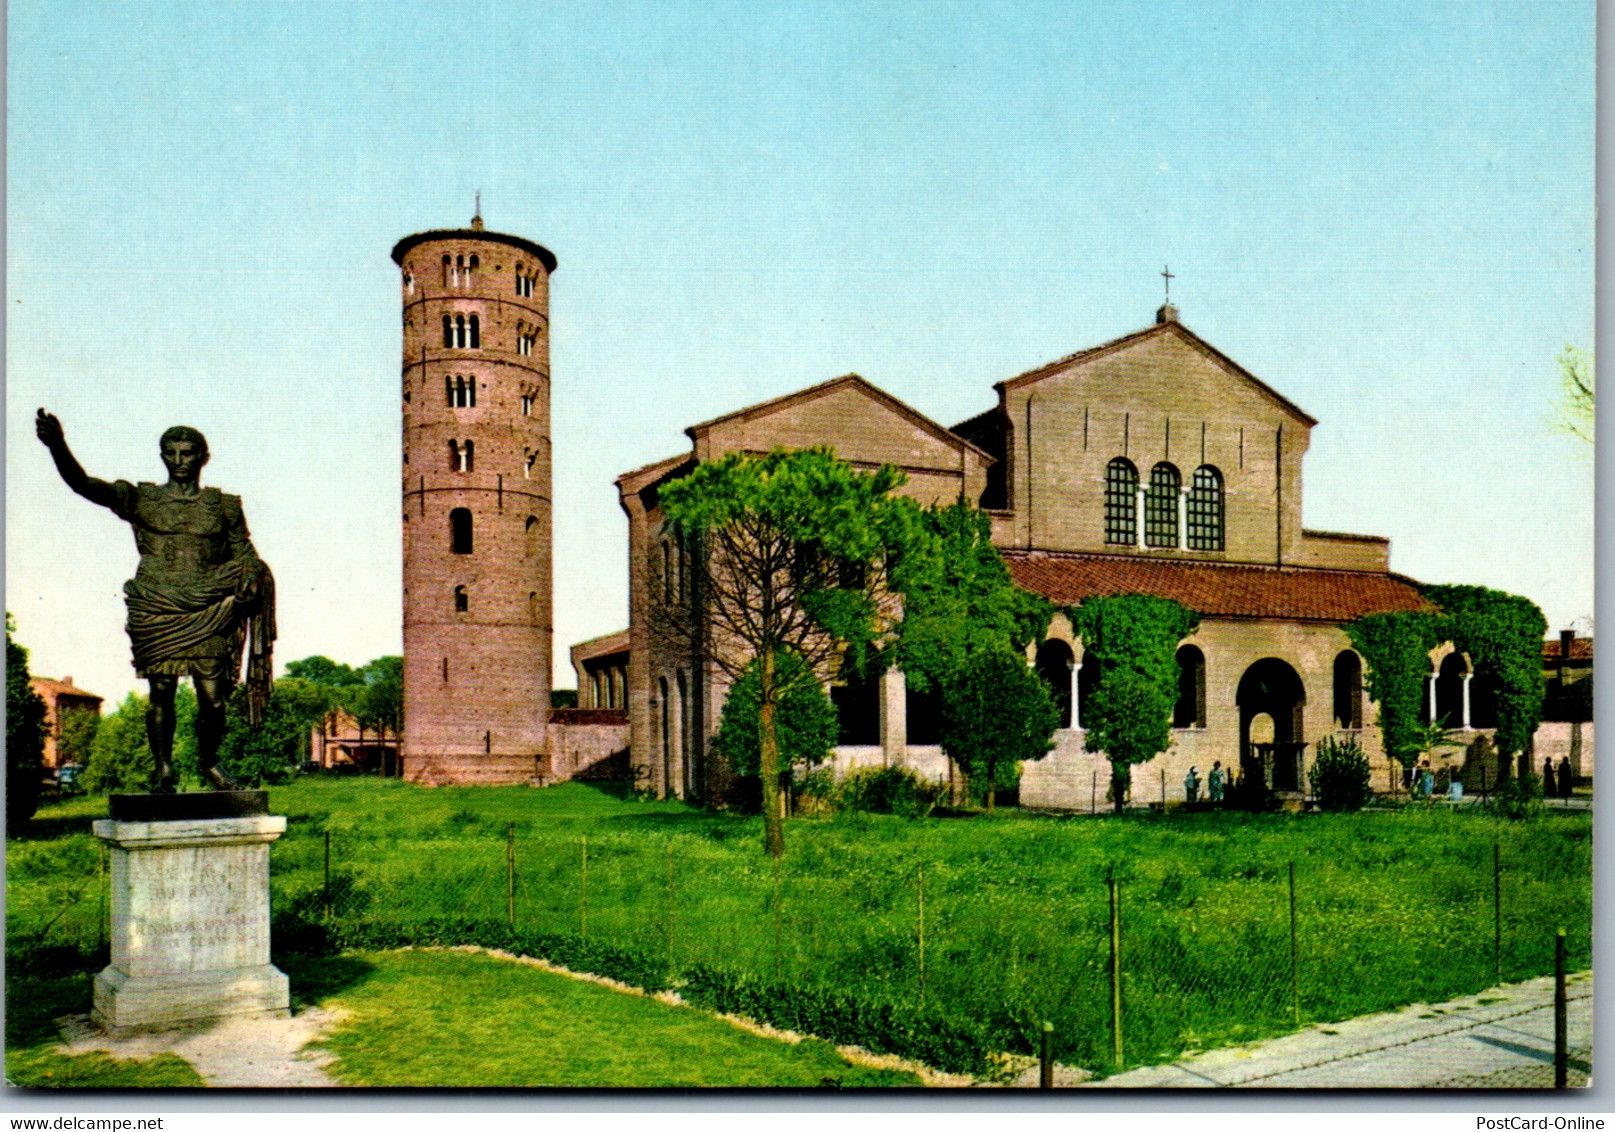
top-left (1002, 551), bottom-right (1431, 623)
top-left (1543, 637), bottom-right (1594, 662)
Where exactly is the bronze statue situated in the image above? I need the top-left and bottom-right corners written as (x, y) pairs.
top-left (36, 410), bottom-right (275, 792)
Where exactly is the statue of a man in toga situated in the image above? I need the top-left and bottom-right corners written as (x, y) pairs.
top-left (37, 409), bottom-right (276, 793)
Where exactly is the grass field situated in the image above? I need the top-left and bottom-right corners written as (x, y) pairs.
top-left (9, 779), bottom-right (1593, 1078)
top-left (299, 948), bottom-right (920, 1087)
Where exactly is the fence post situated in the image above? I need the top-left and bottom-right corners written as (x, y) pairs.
top-left (323, 830), bottom-right (332, 920)
top-left (580, 835), bottom-right (588, 938)
top-left (917, 862), bottom-right (926, 1007)
top-left (505, 823), bottom-right (515, 926)
top-left (1493, 842), bottom-right (1502, 985)
top-left (773, 854), bottom-right (783, 981)
top-left (665, 839), bottom-right (675, 974)
top-left (1109, 871), bottom-right (1123, 1068)
top-left (1040, 1021), bottom-right (1054, 1088)
top-left (1555, 928), bottom-right (1568, 1088)
top-left (1288, 861), bottom-right (1300, 1026)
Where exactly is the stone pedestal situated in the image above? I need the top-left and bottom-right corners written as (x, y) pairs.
top-left (92, 806), bottom-right (290, 1032)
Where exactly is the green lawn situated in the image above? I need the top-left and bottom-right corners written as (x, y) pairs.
top-left (10, 778), bottom-right (1593, 1077)
top-left (5, 970), bottom-right (204, 1088)
top-left (299, 948), bottom-right (918, 1087)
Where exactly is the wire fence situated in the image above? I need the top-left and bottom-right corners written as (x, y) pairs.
top-left (9, 816), bottom-right (1593, 1074)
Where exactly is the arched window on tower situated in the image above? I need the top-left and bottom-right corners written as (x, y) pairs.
top-left (450, 508), bottom-right (473, 554)
top-left (468, 254), bottom-right (478, 282)
top-left (1145, 462), bottom-right (1181, 548)
top-left (524, 515), bottom-right (540, 558)
top-left (1175, 645), bottom-right (1206, 728)
top-left (454, 585), bottom-right (468, 613)
top-left (445, 375), bottom-right (454, 406)
top-left (1105, 458), bottom-right (1139, 545)
top-left (468, 314), bottom-right (480, 349)
top-left (403, 270), bottom-right (414, 295)
top-left (521, 392), bottom-right (535, 416)
top-left (449, 440), bottom-right (473, 472)
top-left (453, 315), bottom-right (466, 349)
top-left (441, 255), bottom-right (451, 286)
top-left (454, 254), bottom-right (464, 288)
top-left (442, 314), bottom-right (453, 348)
top-left (1333, 650), bottom-right (1363, 730)
top-left (1188, 465), bottom-right (1225, 551)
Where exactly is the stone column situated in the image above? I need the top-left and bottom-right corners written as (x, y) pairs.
top-left (1135, 486), bottom-right (1147, 549)
top-left (879, 668), bottom-right (907, 765)
top-left (1461, 673), bottom-right (1473, 731)
top-left (1427, 674), bottom-right (1437, 722)
top-left (93, 812), bottom-right (290, 1032)
top-left (1177, 487), bottom-right (1189, 549)
top-left (1068, 660), bottom-right (1082, 730)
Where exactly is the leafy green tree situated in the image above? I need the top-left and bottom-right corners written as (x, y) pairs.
top-left (56, 707), bottom-right (100, 768)
top-left (84, 692), bottom-right (154, 794)
top-left (6, 613), bottom-right (49, 826)
top-left (284, 655), bottom-right (364, 687)
top-left (937, 644), bottom-right (1060, 811)
top-left (1070, 595), bottom-right (1200, 813)
top-left (710, 651), bottom-right (839, 781)
top-left (1553, 344), bottom-right (1594, 446)
top-left (355, 655), bottom-right (404, 739)
top-left (655, 447), bottom-right (925, 857)
top-left (218, 677), bottom-right (326, 785)
top-left (890, 501), bottom-right (1053, 689)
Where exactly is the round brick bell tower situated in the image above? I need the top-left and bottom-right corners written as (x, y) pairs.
top-left (393, 214), bottom-right (556, 784)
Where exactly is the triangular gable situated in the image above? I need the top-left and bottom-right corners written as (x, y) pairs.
top-left (996, 318), bottom-right (1317, 428)
top-left (685, 374), bottom-right (994, 462)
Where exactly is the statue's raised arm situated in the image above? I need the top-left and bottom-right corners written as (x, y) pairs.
top-left (36, 409), bottom-right (123, 511)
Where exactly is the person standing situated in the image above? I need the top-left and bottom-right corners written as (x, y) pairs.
top-left (1184, 765), bottom-right (1201, 805)
top-left (1557, 757), bottom-right (1575, 800)
top-left (1207, 761), bottom-right (1225, 804)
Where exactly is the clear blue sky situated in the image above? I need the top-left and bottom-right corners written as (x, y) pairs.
top-left (6, 0), bottom-right (1595, 706)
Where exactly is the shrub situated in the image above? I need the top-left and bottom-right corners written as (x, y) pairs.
top-left (838, 765), bottom-right (942, 819)
top-left (1308, 736), bottom-right (1372, 812)
top-left (1489, 769), bottom-right (1543, 821)
top-left (710, 650), bottom-right (839, 778)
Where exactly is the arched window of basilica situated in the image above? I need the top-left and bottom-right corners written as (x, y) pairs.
top-left (1188, 465), bottom-right (1225, 551)
top-left (1175, 645), bottom-right (1207, 728)
top-left (1333, 650), bottom-right (1363, 730)
top-left (1105, 458), bottom-right (1139, 545)
top-left (1145, 463), bottom-right (1181, 548)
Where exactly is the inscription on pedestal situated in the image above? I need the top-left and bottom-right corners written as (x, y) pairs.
top-left (93, 814), bottom-right (289, 1031)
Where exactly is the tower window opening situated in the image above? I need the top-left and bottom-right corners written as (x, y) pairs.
top-left (468, 254), bottom-right (479, 280)
top-left (521, 392), bottom-right (534, 416)
top-left (523, 448), bottom-right (535, 480)
top-left (450, 508), bottom-right (473, 554)
top-left (524, 514), bottom-right (540, 558)
top-left (516, 267), bottom-right (534, 298)
top-left (454, 254), bottom-right (464, 287)
top-left (442, 656), bottom-right (449, 682)
top-left (454, 585), bottom-right (468, 613)
top-left (454, 314), bottom-right (466, 349)
top-left (445, 376), bottom-right (454, 406)
top-left (468, 314), bottom-right (480, 349)
top-left (450, 439), bottom-right (473, 472)
top-left (403, 270), bottom-right (414, 294)
top-left (441, 255), bottom-right (451, 286)
top-left (442, 314), bottom-right (453, 348)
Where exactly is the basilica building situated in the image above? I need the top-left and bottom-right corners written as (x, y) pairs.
top-left (608, 304), bottom-right (1493, 808)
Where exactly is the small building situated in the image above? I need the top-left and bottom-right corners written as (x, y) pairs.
top-left (571, 629), bottom-right (630, 710)
top-left (1538, 630), bottom-right (1594, 783)
top-left (29, 676), bottom-right (102, 771)
top-left (310, 708), bottom-right (402, 775)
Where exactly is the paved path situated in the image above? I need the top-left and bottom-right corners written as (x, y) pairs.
top-left (1086, 972), bottom-right (1591, 1089)
top-left (55, 1008), bottom-right (344, 1088)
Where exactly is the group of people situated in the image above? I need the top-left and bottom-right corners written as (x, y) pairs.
top-left (1404, 755), bottom-right (1581, 802)
top-left (1181, 761), bottom-right (1226, 805)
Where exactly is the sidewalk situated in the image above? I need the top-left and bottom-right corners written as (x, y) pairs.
top-left (1085, 972), bottom-right (1591, 1088)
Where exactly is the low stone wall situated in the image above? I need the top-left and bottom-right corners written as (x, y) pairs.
top-left (546, 709), bottom-right (630, 784)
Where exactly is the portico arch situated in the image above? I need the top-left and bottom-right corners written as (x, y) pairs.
top-left (1237, 658), bottom-right (1306, 792)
